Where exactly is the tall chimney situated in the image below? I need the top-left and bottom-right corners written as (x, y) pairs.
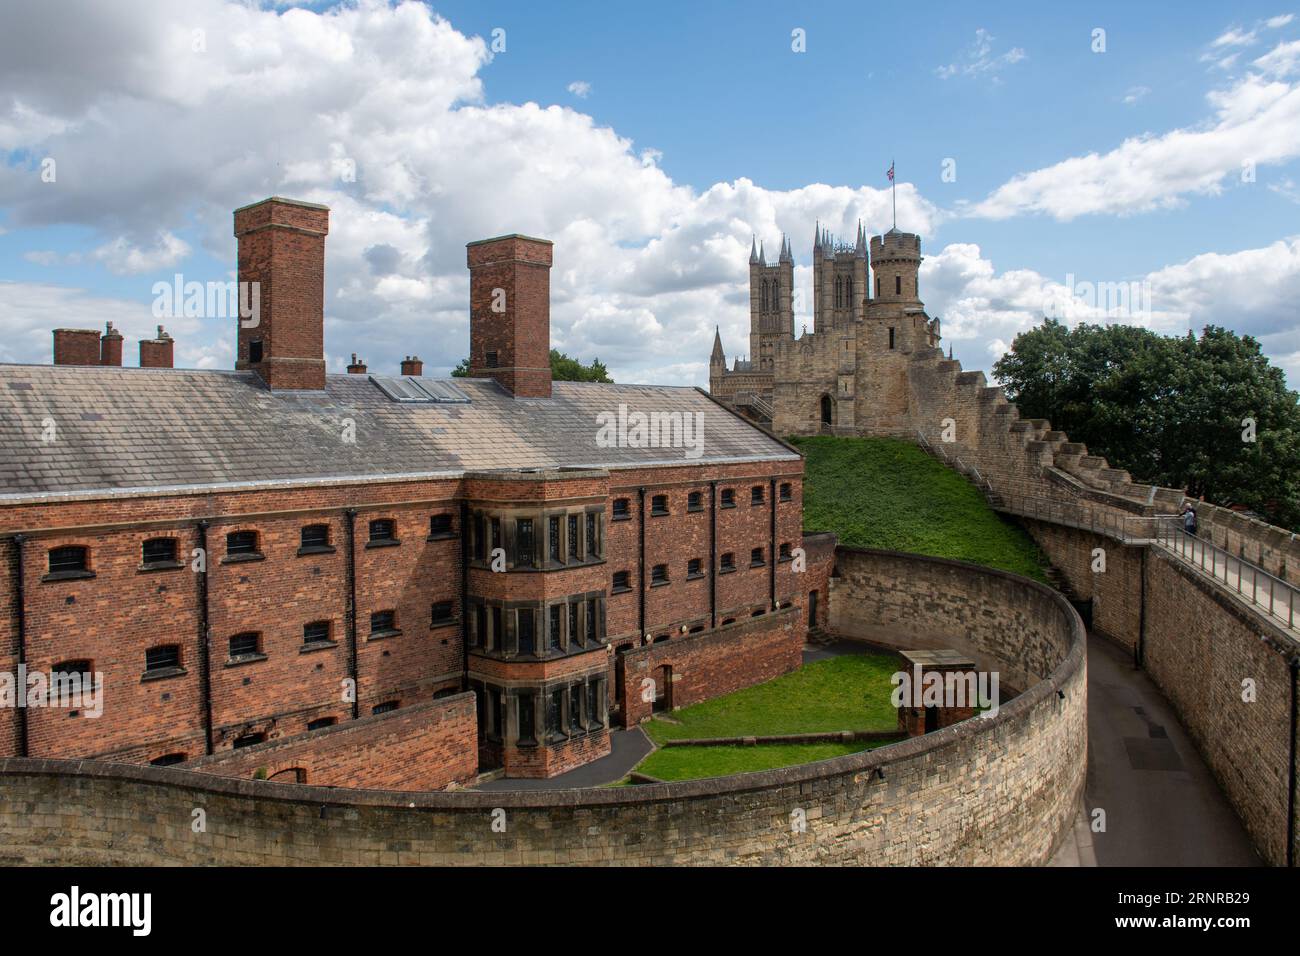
top-left (466, 234), bottom-right (553, 398)
top-left (233, 197), bottom-right (329, 390)
top-left (52, 329), bottom-right (102, 366)
top-left (99, 322), bottom-right (123, 366)
top-left (140, 325), bottom-right (174, 368)
top-left (400, 355), bottom-right (423, 376)
top-left (347, 353), bottom-right (367, 374)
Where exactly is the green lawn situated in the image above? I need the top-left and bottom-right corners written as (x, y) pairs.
top-left (642, 653), bottom-right (900, 745)
top-left (793, 435), bottom-right (1049, 582)
top-left (634, 741), bottom-right (875, 782)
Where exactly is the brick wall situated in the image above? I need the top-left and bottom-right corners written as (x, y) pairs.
top-left (0, 546), bottom-right (1086, 866)
top-left (619, 607), bottom-right (802, 725)
top-left (1140, 550), bottom-right (1298, 866)
top-left (183, 694), bottom-right (477, 791)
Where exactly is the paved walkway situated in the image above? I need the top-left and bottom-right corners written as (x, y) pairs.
top-left (1159, 535), bottom-right (1299, 636)
top-left (473, 727), bottom-right (653, 791)
top-left (1082, 633), bottom-right (1260, 866)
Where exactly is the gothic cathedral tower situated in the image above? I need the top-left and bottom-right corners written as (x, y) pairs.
top-left (748, 236), bottom-right (794, 371)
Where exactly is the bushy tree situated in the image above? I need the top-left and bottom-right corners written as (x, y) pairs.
top-left (993, 321), bottom-right (1300, 530)
top-left (450, 349), bottom-right (612, 383)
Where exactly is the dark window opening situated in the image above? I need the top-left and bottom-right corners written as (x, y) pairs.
top-left (895, 275), bottom-right (901, 295)
top-left (233, 733), bottom-right (265, 749)
top-left (151, 753), bottom-right (187, 766)
top-left (473, 604), bottom-right (487, 648)
top-left (516, 518), bottom-right (535, 568)
top-left (368, 519), bottom-right (396, 544)
top-left (226, 530), bottom-right (258, 556)
top-left (568, 602), bottom-right (579, 647)
top-left (779, 543), bottom-right (793, 561)
top-left (569, 685), bottom-right (584, 733)
top-left (429, 514), bottom-right (453, 537)
top-left (145, 644), bottom-right (181, 672)
top-left (687, 491), bottom-right (703, 512)
top-left (687, 558), bottom-right (703, 579)
top-left (370, 610), bottom-right (397, 636)
top-left (517, 608), bottom-right (536, 656)
top-left (547, 687), bottom-right (564, 739)
top-left (779, 482), bottom-right (792, 502)
top-left (612, 570), bottom-right (631, 592)
top-left (586, 598), bottom-right (598, 643)
top-left (230, 632), bottom-right (261, 658)
top-left (372, 701), bottom-right (398, 716)
top-left (889, 327), bottom-right (895, 350)
top-left (142, 538), bottom-right (178, 565)
top-left (612, 498), bottom-right (630, 520)
top-left (751, 485), bottom-right (764, 506)
top-left (299, 524), bottom-right (331, 552)
top-left (431, 600), bottom-right (455, 627)
top-left (587, 682), bottom-right (602, 729)
top-left (517, 691), bottom-right (535, 744)
top-left (820, 394), bottom-right (833, 424)
top-left (548, 516), bottom-right (561, 562)
top-left (751, 547), bottom-right (765, 567)
top-left (720, 489), bottom-right (735, 508)
top-left (485, 350), bottom-right (499, 369)
top-left (307, 717), bottom-right (337, 732)
top-left (586, 512), bottom-right (598, 556)
top-left (567, 515), bottom-right (579, 559)
top-left (248, 339), bottom-right (263, 363)
top-left (650, 494), bottom-right (668, 516)
top-left (303, 621), bottom-right (331, 645)
top-left (490, 606), bottom-right (502, 650)
top-left (651, 563), bottom-right (669, 586)
top-left (549, 604), bottom-right (563, 650)
top-left (47, 545), bottom-right (90, 576)
top-left (720, 552), bottom-right (736, 573)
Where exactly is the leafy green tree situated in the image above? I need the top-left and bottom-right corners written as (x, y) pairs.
top-left (994, 322), bottom-right (1300, 530)
top-left (450, 349), bottom-right (612, 383)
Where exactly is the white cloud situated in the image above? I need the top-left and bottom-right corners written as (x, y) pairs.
top-left (89, 231), bottom-right (191, 275)
top-left (965, 37), bottom-right (1300, 221)
top-left (1122, 85), bottom-right (1151, 105)
top-left (935, 28), bottom-right (1025, 81)
top-left (1266, 14), bottom-right (1295, 29)
top-left (920, 237), bottom-right (1300, 389)
top-left (567, 80), bottom-right (592, 98)
top-left (1210, 26), bottom-right (1257, 49)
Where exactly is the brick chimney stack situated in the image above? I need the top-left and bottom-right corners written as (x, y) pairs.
top-left (52, 329), bottom-right (102, 366)
top-left (233, 197), bottom-right (330, 390)
top-left (400, 355), bottom-right (423, 376)
top-left (347, 353), bottom-right (367, 374)
top-left (467, 234), bottom-right (553, 398)
top-left (99, 322), bottom-right (123, 366)
top-left (140, 326), bottom-right (174, 368)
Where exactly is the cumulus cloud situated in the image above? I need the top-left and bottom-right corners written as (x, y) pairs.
top-left (90, 231), bottom-right (191, 275)
top-left (567, 80), bottom-right (592, 98)
top-left (964, 35), bottom-right (1300, 221)
top-left (921, 237), bottom-right (1300, 389)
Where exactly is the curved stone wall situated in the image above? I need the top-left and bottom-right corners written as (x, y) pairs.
top-left (0, 549), bottom-right (1085, 866)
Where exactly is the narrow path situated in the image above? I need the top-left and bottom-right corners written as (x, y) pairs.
top-left (473, 727), bottom-right (653, 791)
top-left (1159, 536), bottom-right (1299, 635)
top-left (1084, 633), bottom-right (1260, 866)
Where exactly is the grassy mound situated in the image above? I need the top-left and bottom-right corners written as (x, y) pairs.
top-left (793, 435), bottom-right (1049, 581)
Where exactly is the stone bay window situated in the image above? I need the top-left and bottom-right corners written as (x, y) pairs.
top-left (466, 503), bottom-right (605, 571)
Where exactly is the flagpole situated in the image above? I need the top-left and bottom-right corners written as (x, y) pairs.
top-left (891, 157), bottom-right (896, 230)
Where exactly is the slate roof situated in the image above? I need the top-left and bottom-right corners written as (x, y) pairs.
top-left (0, 365), bottom-right (798, 500)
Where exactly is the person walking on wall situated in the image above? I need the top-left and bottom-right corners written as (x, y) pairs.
top-left (1181, 501), bottom-right (1199, 537)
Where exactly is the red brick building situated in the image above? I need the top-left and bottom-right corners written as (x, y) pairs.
top-left (0, 197), bottom-right (828, 781)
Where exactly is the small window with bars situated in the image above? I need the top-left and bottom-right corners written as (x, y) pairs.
top-left (303, 621), bottom-right (332, 645)
top-left (428, 514), bottom-right (454, 538)
top-left (368, 519), bottom-right (397, 545)
top-left (751, 485), bottom-right (765, 506)
top-left (369, 610), bottom-right (398, 637)
top-left (47, 545), bottom-right (90, 576)
top-left (779, 542), bottom-right (793, 561)
top-left (431, 600), bottom-right (456, 627)
top-left (687, 491), bottom-right (703, 512)
top-left (751, 547), bottom-right (765, 567)
top-left (651, 564), bottom-right (669, 586)
top-left (229, 632), bottom-right (262, 658)
top-left (720, 489), bottom-right (735, 509)
top-left (300, 524), bottom-right (331, 552)
top-left (779, 482), bottom-right (793, 502)
top-left (720, 552), bottom-right (736, 573)
top-left (371, 701), bottom-right (398, 716)
top-left (145, 644), bottom-right (181, 673)
top-left (612, 498), bottom-right (630, 520)
top-left (225, 530), bottom-right (258, 556)
top-left (612, 570), bottom-right (631, 593)
top-left (142, 537), bottom-right (178, 566)
top-left (650, 494), bottom-right (668, 516)
top-left (687, 558), bottom-right (703, 579)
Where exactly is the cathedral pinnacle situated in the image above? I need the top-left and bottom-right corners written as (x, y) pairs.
top-left (749, 235), bottom-right (759, 265)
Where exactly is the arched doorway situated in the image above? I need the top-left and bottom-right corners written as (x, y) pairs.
top-left (820, 394), bottom-right (833, 425)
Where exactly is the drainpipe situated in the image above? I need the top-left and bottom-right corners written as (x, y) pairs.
top-left (460, 500), bottom-right (471, 692)
top-left (709, 481), bottom-right (717, 629)
top-left (11, 534), bottom-right (27, 757)
top-left (344, 508), bottom-right (360, 721)
top-left (195, 520), bottom-right (214, 755)
top-left (769, 478), bottom-right (777, 611)
top-left (637, 488), bottom-right (646, 640)
top-left (1289, 657), bottom-right (1298, 868)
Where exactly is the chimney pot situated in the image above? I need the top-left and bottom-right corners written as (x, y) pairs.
top-left (400, 355), bottom-right (424, 377)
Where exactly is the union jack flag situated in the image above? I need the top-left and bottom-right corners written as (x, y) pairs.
top-left (887, 162), bottom-right (895, 182)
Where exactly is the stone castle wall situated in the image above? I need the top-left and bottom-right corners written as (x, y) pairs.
top-left (0, 548), bottom-right (1085, 866)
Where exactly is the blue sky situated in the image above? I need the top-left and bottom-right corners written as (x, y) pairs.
top-left (1, 0), bottom-right (1298, 387)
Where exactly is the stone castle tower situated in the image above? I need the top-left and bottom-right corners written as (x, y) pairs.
top-left (709, 223), bottom-right (941, 432)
